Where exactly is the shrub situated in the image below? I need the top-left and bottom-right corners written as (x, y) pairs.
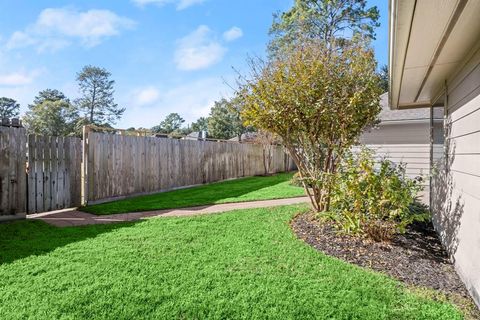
top-left (327, 148), bottom-right (429, 241)
top-left (290, 172), bottom-right (314, 188)
top-left (290, 172), bottom-right (303, 187)
top-left (238, 39), bottom-right (382, 212)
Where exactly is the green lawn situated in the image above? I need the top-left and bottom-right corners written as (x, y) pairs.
top-left (0, 205), bottom-right (461, 319)
top-left (82, 172), bottom-right (305, 215)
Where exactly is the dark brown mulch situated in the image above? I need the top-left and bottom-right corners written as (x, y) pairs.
top-left (291, 213), bottom-right (480, 318)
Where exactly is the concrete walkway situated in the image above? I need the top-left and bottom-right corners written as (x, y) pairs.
top-left (28, 197), bottom-right (310, 227)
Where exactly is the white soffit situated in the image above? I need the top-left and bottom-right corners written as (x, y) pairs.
top-left (389, 0), bottom-right (480, 109)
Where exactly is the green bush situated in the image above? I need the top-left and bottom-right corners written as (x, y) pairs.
top-left (327, 148), bottom-right (429, 241)
top-left (290, 172), bottom-right (309, 188)
top-left (289, 171), bottom-right (318, 188)
top-left (290, 172), bottom-right (302, 187)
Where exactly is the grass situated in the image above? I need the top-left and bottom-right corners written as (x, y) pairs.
top-left (0, 205), bottom-right (462, 319)
top-left (82, 172), bottom-right (305, 215)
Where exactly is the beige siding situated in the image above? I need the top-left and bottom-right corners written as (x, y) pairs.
top-left (432, 50), bottom-right (480, 306)
top-left (359, 122), bottom-right (442, 203)
top-left (361, 122), bottom-right (430, 144)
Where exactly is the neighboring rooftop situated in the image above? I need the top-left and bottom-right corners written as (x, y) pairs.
top-left (228, 132), bottom-right (258, 142)
top-left (378, 93), bottom-right (443, 123)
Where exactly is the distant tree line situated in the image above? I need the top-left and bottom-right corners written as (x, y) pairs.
top-left (141, 96), bottom-right (255, 141)
top-left (0, 65), bottom-right (124, 136)
top-left (1, 63), bottom-right (252, 140)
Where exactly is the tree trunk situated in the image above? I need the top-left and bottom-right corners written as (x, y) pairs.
top-left (89, 85), bottom-right (96, 123)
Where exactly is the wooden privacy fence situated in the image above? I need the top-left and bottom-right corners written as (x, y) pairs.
top-left (0, 126), bottom-right (27, 220)
top-left (83, 130), bottom-right (295, 205)
top-left (27, 135), bottom-right (82, 213)
top-left (1, 123), bottom-right (295, 218)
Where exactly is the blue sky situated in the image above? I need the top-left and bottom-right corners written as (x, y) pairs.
top-left (0, 0), bottom-right (388, 129)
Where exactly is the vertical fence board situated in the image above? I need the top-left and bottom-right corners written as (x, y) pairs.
top-left (34, 136), bottom-right (44, 213)
top-left (26, 134), bottom-right (82, 214)
top-left (27, 135), bottom-right (36, 213)
top-left (83, 132), bottom-right (294, 205)
top-left (0, 127), bottom-right (26, 217)
top-left (50, 137), bottom-right (58, 210)
top-left (43, 136), bottom-right (52, 211)
top-left (15, 129), bottom-right (27, 213)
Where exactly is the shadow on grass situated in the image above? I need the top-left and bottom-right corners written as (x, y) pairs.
top-left (0, 219), bottom-right (139, 265)
top-left (82, 172), bottom-right (302, 215)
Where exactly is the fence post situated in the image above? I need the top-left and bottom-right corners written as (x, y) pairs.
top-left (81, 126), bottom-right (89, 206)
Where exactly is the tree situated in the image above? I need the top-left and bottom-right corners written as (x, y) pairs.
top-left (239, 40), bottom-right (382, 212)
top-left (32, 89), bottom-right (68, 105)
top-left (268, 0), bottom-right (379, 56)
top-left (23, 100), bottom-right (79, 136)
top-left (0, 97), bottom-right (20, 118)
top-left (151, 113), bottom-right (185, 134)
top-left (75, 65), bottom-right (124, 126)
top-left (378, 64), bottom-right (388, 93)
top-left (208, 97), bottom-right (250, 140)
top-left (24, 89), bottom-right (81, 136)
top-left (191, 117), bottom-right (209, 132)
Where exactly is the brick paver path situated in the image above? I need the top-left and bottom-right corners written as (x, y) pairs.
top-left (28, 197), bottom-right (310, 227)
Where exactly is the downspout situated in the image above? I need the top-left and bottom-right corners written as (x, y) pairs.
top-left (429, 102), bottom-right (433, 211)
top-left (444, 81), bottom-right (449, 173)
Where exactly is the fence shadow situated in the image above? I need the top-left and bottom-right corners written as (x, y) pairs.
top-left (83, 172), bottom-right (299, 214)
top-left (0, 219), bottom-right (140, 265)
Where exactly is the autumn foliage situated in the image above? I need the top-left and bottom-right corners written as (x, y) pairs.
top-left (238, 40), bottom-right (382, 212)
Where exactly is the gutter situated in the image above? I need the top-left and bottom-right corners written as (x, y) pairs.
top-left (379, 118), bottom-right (443, 125)
top-left (388, 0), bottom-right (396, 110)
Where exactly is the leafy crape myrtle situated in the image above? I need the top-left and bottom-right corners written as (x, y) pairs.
top-left (239, 39), bottom-right (382, 212)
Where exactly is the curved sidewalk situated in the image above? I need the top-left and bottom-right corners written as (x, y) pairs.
top-left (28, 197), bottom-right (310, 227)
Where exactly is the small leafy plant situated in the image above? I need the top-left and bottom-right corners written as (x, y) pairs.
top-left (327, 148), bottom-right (429, 241)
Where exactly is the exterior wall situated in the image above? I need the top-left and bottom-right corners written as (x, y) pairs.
top-left (359, 122), bottom-right (443, 203)
top-left (432, 49), bottom-right (480, 307)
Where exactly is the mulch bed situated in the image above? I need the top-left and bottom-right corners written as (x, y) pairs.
top-left (291, 212), bottom-right (480, 318)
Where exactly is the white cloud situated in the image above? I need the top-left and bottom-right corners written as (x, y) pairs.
top-left (223, 27), bottom-right (243, 42)
top-left (0, 69), bottom-right (42, 86)
top-left (7, 8), bottom-right (135, 52)
top-left (132, 0), bottom-right (204, 10)
top-left (134, 86), bottom-right (161, 106)
top-left (118, 77), bottom-right (233, 128)
top-left (174, 25), bottom-right (227, 71)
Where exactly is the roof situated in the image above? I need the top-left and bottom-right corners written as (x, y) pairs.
top-left (228, 132), bottom-right (258, 142)
top-left (389, 0), bottom-right (480, 109)
top-left (377, 93), bottom-right (443, 123)
top-left (184, 131), bottom-right (207, 140)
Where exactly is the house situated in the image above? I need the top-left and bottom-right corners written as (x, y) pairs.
top-left (359, 93), bottom-right (443, 203)
top-left (389, 0), bottom-right (480, 306)
top-left (228, 132), bottom-right (258, 143)
top-left (183, 131), bottom-right (207, 141)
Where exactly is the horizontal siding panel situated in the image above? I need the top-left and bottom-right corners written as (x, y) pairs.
top-left (370, 154), bottom-right (430, 160)
top-left (448, 170), bottom-right (480, 201)
top-left (355, 144), bottom-right (435, 154)
top-left (404, 168), bottom-right (429, 176)
top-left (354, 143), bottom-right (431, 178)
top-left (432, 186), bottom-right (480, 263)
top-left (362, 143), bottom-right (434, 149)
top-left (448, 101), bottom-right (480, 138)
top-left (449, 154), bottom-right (480, 177)
top-left (448, 131), bottom-right (480, 154)
top-left (361, 123), bottom-right (430, 144)
top-left (448, 62), bottom-right (480, 113)
top-left (448, 190), bottom-right (480, 291)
